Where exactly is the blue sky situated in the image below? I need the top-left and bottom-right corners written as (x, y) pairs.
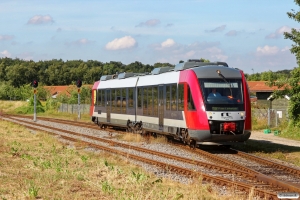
top-left (0, 0), bottom-right (299, 74)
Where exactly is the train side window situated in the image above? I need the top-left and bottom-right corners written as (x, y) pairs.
top-left (97, 89), bottom-right (101, 106)
top-left (166, 85), bottom-right (170, 110)
top-left (171, 84), bottom-right (177, 111)
top-left (116, 89), bottom-right (121, 113)
top-left (101, 89), bottom-right (105, 106)
top-left (128, 88), bottom-right (134, 108)
top-left (187, 85), bottom-right (196, 110)
top-left (153, 86), bottom-right (158, 116)
top-left (122, 88), bottom-right (126, 113)
top-left (148, 87), bottom-right (153, 116)
top-left (178, 84), bottom-right (184, 111)
top-left (111, 89), bottom-right (115, 112)
top-left (138, 87), bottom-right (142, 108)
top-left (143, 87), bottom-right (148, 116)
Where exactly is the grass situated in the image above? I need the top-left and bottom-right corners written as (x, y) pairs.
top-left (1, 100), bottom-right (300, 199)
top-left (0, 101), bottom-right (249, 200)
top-left (232, 139), bottom-right (300, 167)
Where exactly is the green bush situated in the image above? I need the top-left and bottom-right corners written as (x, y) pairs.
top-left (15, 97), bottom-right (45, 114)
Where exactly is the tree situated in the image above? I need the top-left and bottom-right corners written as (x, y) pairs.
top-left (267, 1), bottom-right (300, 125)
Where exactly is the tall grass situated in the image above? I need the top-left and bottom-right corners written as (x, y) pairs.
top-left (0, 120), bottom-right (248, 200)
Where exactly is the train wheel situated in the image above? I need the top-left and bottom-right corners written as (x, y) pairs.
top-left (190, 140), bottom-right (197, 149)
top-left (182, 130), bottom-right (191, 145)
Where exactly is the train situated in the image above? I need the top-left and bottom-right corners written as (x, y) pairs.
top-left (90, 59), bottom-right (251, 146)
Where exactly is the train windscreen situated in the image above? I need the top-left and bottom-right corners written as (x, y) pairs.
top-left (199, 79), bottom-right (244, 111)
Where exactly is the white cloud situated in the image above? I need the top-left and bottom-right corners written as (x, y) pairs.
top-left (281, 46), bottom-right (290, 52)
top-left (151, 41), bottom-right (228, 64)
top-left (256, 45), bottom-right (279, 56)
top-left (265, 26), bottom-right (291, 39)
top-left (135, 19), bottom-right (160, 27)
top-left (225, 30), bottom-right (238, 36)
top-left (0, 35), bottom-right (14, 41)
top-left (161, 39), bottom-right (175, 48)
top-left (27, 15), bottom-right (54, 25)
top-left (0, 50), bottom-right (11, 58)
top-left (65, 38), bottom-right (94, 46)
top-left (205, 25), bottom-right (226, 32)
top-left (105, 36), bottom-right (137, 50)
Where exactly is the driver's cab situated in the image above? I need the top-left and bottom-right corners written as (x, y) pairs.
top-left (199, 79), bottom-right (244, 106)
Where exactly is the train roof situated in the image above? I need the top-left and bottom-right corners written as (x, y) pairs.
top-left (97, 59), bottom-right (242, 89)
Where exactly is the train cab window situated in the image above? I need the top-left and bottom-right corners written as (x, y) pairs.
top-left (128, 88), bottom-right (134, 108)
top-left (138, 87), bottom-right (142, 108)
top-left (153, 86), bottom-right (158, 116)
top-left (143, 87), bottom-right (148, 115)
top-left (122, 88), bottom-right (126, 113)
top-left (178, 84), bottom-right (184, 111)
top-left (171, 84), bottom-right (177, 111)
top-left (199, 79), bottom-right (244, 111)
top-left (187, 85), bottom-right (196, 110)
top-left (166, 85), bottom-right (170, 110)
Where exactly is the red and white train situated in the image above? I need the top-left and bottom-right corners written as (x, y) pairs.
top-left (90, 59), bottom-right (251, 145)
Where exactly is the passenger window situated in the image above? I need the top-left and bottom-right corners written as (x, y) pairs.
top-left (122, 88), bottom-right (126, 113)
top-left (138, 87), bottom-right (142, 108)
top-left (178, 84), bottom-right (184, 111)
top-left (143, 87), bottom-right (147, 115)
top-left (153, 86), bottom-right (158, 116)
top-left (128, 88), bottom-right (134, 108)
top-left (171, 84), bottom-right (177, 111)
top-left (166, 85), bottom-right (170, 110)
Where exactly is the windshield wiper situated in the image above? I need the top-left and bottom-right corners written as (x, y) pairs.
top-left (216, 70), bottom-right (232, 98)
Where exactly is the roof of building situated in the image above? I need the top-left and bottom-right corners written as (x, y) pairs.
top-left (247, 81), bottom-right (284, 92)
top-left (44, 85), bottom-right (92, 98)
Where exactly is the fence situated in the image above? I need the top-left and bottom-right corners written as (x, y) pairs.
top-left (252, 108), bottom-right (288, 128)
top-left (58, 104), bottom-right (288, 128)
top-left (58, 104), bottom-right (90, 114)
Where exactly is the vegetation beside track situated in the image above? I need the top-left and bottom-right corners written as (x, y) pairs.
top-left (0, 110), bottom-right (247, 199)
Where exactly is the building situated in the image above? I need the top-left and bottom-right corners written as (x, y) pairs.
top-left (247, 81), bottom-right (289, 110)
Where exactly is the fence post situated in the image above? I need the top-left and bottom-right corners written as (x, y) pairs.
top-left (268, 108), bottom-right (270, 127)
top-left (275, 109), bottom-right (278, 127)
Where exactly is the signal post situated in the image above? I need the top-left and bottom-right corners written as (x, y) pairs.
top-left (32, 80), bottom-right (38, 122)
top-left (76, 80), bottom-right (82, 119)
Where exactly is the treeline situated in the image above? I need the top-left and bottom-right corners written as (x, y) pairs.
top-left (0, 57), bottom-right (293, 102)
top-left (245, 69), bottom-right (292, 81)
top-left (0, 58), bottom-right (175, 87)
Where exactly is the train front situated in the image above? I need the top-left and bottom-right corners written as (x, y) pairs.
top-left (189, 66), bottom-right (251, 144)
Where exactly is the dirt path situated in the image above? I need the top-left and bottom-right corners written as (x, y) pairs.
top-left (250, 131), bottom-right (300, 147)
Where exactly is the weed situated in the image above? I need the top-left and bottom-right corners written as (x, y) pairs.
top-left (101, 181), bottom-right (115, 194)
top-left (28, 181), bottom-right (40, 198)
top-left (77, 173), bottom-right (85, 181)
top-left (131, 171), bottom-right (148, 182)
top-left (41, 160), bottom-right (52, 169)
top-left (104, 159), bottom-right (114, 171)
top-left (81, 155), bottom-right (88, 164)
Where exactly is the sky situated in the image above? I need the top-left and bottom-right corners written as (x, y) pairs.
top-left (0, 0), bottom-right (299, 74)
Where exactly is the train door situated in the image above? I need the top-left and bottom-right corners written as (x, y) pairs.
top-left (106, 89), bottom-right (111, 123)
top-left (158, 85), bottom-right (164, 130)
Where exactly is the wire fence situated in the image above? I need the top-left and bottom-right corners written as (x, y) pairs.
top-left (58, 104), bottom-right (90, 114)
top-left (252, 108), bottom-right (288, 128)
top-left (58, 103), bottom-right (288, 128)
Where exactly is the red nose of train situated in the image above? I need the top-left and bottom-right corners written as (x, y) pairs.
top-left (222, 122), bottom-right (236, 132)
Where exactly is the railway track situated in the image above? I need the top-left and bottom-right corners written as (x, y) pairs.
top-left (2, 114), bottom-right (300, 199)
